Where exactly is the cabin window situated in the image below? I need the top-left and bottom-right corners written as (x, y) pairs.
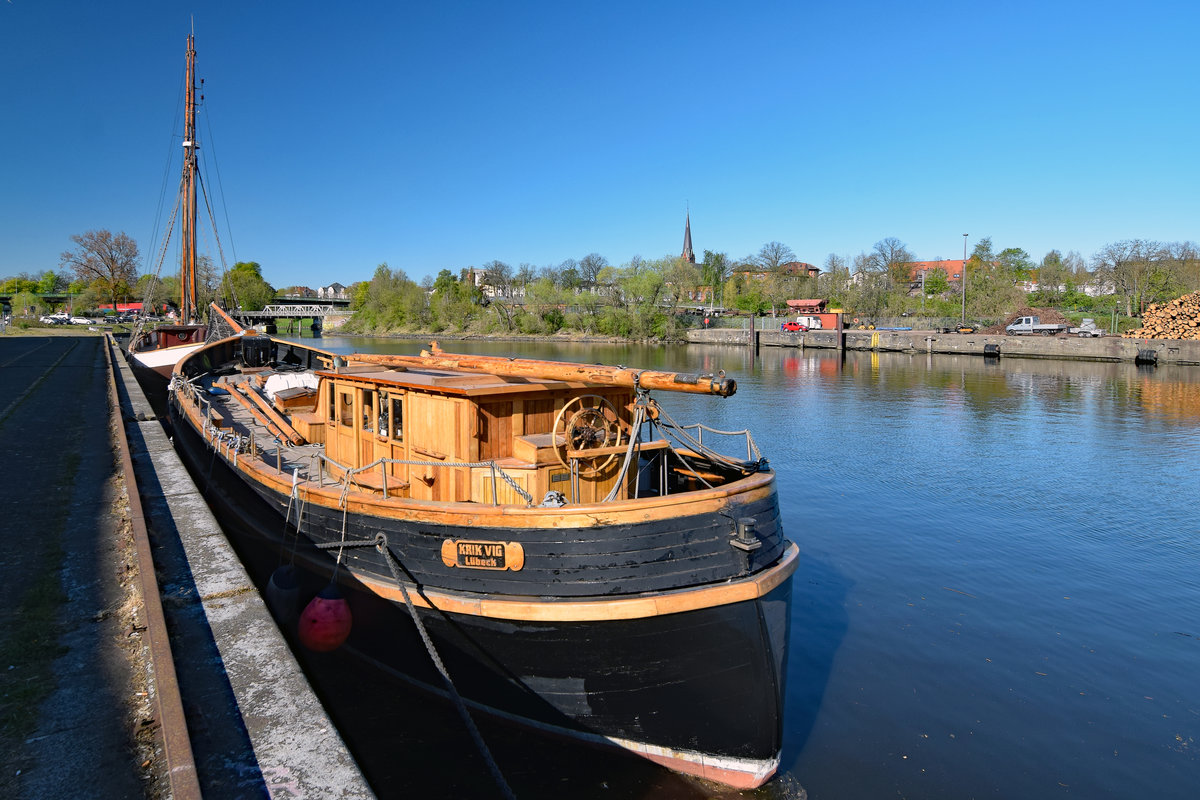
top-left (362, 390), bottom-right (375, 432)
top-left (338, 389), bottom-right (355, 427)
top-left (327, 384), bottom-right (336, 422)
top-left (385, 395), bottom-right (404, 440)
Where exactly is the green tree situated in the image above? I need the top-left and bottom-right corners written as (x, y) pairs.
top-left (556, 259), bottom-right (582, 291)
top-left (10, 290), bottom-right (41, 317)
top-left (429, 268), bottom-right (482, 331)
top-left (963, 237), bottom-right (1022, 317)
top-left (701, 250), bottom-right (731, 309)
top-left (924, 268), bottom-right (950, 296)
top-left (36, 270), bottom-right (66, 294)
top-left (1035, 250), bottom-right (1068, 304)
top-left (997, 247), bottom-right (1034, 282)
top-left (221, 261), bottom-right (275, 311)
top-left (845, 265), bottom-right (888, 323)
top-left (2, 274), bottom-right (39, 295)
top-left (524, 277), bottom-right (567, 334)
top-left (135, 273), bottom-right (180, 315)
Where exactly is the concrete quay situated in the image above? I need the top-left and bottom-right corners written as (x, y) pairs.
top-left (688, 326), bottom-right (1200, 365)
top-left (0, 333), bottom-right (373, 799)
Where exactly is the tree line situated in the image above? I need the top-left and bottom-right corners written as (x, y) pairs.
top-left (2, 229), bottom-right (274, 318)
top-left (6, 230), bottom-right (1199, 333)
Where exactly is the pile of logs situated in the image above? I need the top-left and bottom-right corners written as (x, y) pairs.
top-left (1124, 292), bottom-right (1200, 340)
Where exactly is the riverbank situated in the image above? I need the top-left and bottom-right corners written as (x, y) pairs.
top-left (305, 326), bottom-right (639, 345)
top-left (686, 327), bottom-right (1200, 365)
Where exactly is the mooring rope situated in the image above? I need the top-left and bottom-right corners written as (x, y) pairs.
top-left (313, 534), bottom-right (516, 799)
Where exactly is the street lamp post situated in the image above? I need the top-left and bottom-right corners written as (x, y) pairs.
top-left (961, 234), bottom-right (969, 323)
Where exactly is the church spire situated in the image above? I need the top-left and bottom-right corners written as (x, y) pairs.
top-left (681, 209), bottom-right (695, 263)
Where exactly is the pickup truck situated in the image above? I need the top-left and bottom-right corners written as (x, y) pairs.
top-left (1068, 318), bottom-right (1105, 338)
top-left (1005, 316), bottom-right (1070, 336)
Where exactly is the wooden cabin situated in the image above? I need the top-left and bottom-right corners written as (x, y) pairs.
top-left (308, 364), bottom-right (636, 505)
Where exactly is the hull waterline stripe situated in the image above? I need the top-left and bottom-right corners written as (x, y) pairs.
top-left (298, 539), bottom-right (798, 623)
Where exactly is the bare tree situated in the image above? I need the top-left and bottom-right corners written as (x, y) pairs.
top-left (755, 241), bottom-right (796, 271)
top-left (515, 263), bottom-right (537, 290)
top-left (578, 253), bottom-right (609, 288)
top-left (481, 260), bottom-right (513, 298)
top-left (1162, 241), bottom-right (1200, 292)
top-left (867, 237), bottom-right (915, 288)
top-left (1092, 240), bottom-right (1162, 316)
top-left (59, 229), bottom-right (140, 311)
top-left (820, 253), bottom-right (848, 298)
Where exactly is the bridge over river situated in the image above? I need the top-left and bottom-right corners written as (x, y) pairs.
top-left (228, 297), bottom-right (351, 329)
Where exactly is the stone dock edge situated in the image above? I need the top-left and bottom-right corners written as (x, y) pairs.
top-left (108, 337), bottom-right (375, 799)
top-left (688, 327), bottom-right (1200, 364)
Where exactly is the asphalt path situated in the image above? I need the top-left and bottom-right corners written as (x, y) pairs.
top-left (0, 335), bottom-right (145, 798)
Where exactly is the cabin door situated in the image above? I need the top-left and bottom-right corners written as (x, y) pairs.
top-left (360, 389), bottom-right (377, 467)
top-left (329, 384), bottom-right (359, 469)
top-left (407, 393), bottom-right (466, 502)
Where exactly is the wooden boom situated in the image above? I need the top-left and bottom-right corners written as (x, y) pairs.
top-left (348, 345), bottom-right (737, 397)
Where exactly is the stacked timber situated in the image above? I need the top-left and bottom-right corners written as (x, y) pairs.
top-left (1123, 292), bottom-right (1200, 340)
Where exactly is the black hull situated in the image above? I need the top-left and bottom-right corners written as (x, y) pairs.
top-left (170, 394), bottom-right (794, 786)
top-left (251, 478), bottom-right (786, 598)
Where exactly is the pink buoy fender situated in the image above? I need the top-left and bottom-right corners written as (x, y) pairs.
top-left (298, 583), bottom-right (353, 652)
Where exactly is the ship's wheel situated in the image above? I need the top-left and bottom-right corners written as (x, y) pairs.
top-left (552, 395), bottom-right (623, 476)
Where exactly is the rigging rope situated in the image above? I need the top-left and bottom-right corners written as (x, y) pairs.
top-left (313, 534), bottom-right (516, 800)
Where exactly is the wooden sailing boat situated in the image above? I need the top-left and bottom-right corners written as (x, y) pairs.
top-left (167, 335), bottom-right (797, 788)
top-left (129, 33), bottom-right (210, 396)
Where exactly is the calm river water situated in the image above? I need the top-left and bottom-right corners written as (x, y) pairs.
top-left (285, 335), bottom-right (1200, 799)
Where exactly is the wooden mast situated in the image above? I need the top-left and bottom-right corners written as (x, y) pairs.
top-left (348, 345), bottom-right (738, 397)
top-left (180, 34), bottom-right (198, 324)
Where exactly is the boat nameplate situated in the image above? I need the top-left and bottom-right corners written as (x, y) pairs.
top-left (440, 539), bottom-right (526, 571)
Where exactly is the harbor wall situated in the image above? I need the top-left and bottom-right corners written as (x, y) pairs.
top-left (685, 328), bottom-right (1200, 366)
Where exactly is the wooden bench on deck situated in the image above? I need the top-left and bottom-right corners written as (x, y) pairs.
top-left (346, 465), bottom-right (410, 496)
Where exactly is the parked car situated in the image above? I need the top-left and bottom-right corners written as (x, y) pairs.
top-left (70, 316), bottom-right (95, 325)
top-left (1005, 316), bottom-right (1069, 336)
top-left (40, 315), bottom-right (67, 325)
top-left (781, 321), bottom-right (807, 332)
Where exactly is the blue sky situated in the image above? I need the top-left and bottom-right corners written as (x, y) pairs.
top-left (2, 1), bottom-right (1196, 290)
